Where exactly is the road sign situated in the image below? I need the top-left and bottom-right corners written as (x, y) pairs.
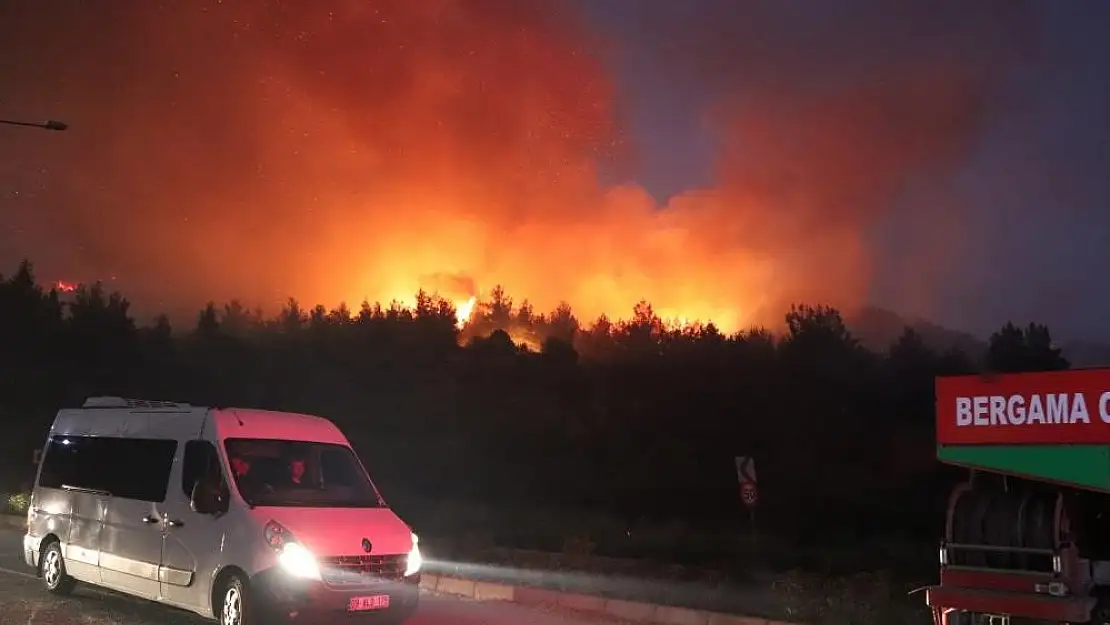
top-left (735, 456), bottom-right (757, 485)
top-left (740, 481), bottom-right (758, 507)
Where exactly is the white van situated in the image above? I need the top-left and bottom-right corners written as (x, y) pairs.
top-left (22, 397), bottom-right (422, 624)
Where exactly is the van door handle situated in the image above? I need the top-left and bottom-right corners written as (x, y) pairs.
top-left (166, 519), bottom-right (185, 528)
top-left (141, 515), bottom-right (160, 524)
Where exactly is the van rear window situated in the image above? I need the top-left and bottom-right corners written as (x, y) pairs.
top-left (38, 435), bottom-right (177, 502)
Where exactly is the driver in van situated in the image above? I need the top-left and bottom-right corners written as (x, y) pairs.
top-left (228, 453), bottom-right (268, 499)
top-left (229, 455), bottom-right (251, 479)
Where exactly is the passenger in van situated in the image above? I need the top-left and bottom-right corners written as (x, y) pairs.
top-left (288, 455), bottom-right (307, 486)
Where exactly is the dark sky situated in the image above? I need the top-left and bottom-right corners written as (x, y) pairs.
top-left (2, 1), bottom-right (1109, 340)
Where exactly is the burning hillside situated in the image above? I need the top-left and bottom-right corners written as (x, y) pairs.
top-left (0, 1), bottom-right (1035, 331)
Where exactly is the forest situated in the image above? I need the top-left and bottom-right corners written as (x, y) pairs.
top-left (0, 260), bottom-right (1071, 566)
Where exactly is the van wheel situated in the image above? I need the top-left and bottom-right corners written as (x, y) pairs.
top-left (40, 541), bottom-right (76, 595)
top-left (218, 574), bottom-right (253, 625)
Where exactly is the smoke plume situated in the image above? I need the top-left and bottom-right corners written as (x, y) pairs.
top-left (0, 0), bottom-right (1039, 329)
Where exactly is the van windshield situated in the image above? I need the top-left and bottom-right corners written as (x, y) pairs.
top-left (223, 439), bottom-right (383, 508)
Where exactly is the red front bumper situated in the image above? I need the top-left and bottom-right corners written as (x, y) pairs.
top-left (926, 584), bottom-right (1095, 622)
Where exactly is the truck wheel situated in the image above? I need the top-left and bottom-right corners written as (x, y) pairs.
top-left (40, 541), bottom-right (76, 595)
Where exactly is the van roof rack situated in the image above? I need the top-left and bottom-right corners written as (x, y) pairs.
top-left (82, 396), bottom-right (193, 409)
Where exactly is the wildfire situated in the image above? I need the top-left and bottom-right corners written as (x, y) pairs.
top-left (507, 330), bottom-right (543, 352)
top-left (15, 1), bottom-right (1000, 333)
top-left (54, 281), bottom-right (78, 293)
top-left (455, 296), bottom-right (477, 329)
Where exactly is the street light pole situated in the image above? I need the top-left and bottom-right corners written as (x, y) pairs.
top-left (0, 119), bottom-right (68, 131)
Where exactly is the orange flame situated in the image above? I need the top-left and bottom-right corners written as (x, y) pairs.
top-left (455, 296), bottom-right (477, 329)
top-left (7, 2), bottom-right (1011, 330)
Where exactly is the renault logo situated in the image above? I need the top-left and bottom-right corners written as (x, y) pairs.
top-left (361, 538), bottom-right (373, 553)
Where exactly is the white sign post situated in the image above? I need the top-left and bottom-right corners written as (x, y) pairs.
top-left (735, 456), bottom-right (758, 545)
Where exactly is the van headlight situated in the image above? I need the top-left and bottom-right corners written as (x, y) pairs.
top-left (405, 532), bottom-right (422, 576)
top-left (264, 520), bottom-right (321, 581)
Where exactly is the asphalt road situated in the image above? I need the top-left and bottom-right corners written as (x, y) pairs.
top-left (0, 529), bottom-right (618, 625)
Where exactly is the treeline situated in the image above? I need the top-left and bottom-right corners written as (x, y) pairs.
top-left (0, 260), bottom-right (1070, 551)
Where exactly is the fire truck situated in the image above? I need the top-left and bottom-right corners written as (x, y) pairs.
top-left (927, 369), bottom-right (1110, 624)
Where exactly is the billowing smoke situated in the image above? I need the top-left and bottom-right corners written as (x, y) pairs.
top-left (0, 0), bottom-right (1039, 330)
top-left (609, 0), bottom-right (1039, 321)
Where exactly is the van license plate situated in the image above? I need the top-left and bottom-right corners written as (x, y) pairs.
top-left (349, 594), bottom-right (390, 611)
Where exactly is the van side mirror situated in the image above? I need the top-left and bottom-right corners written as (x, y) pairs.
top-left (190, 481), bottom-right (228, 515)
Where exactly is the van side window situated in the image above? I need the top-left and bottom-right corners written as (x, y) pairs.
top-left (37, 435), bottom-right (177, 502)
top-left (39, 437), bottom-right (110, 493)
top-left (181, 440), bottom-right (224, 497)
